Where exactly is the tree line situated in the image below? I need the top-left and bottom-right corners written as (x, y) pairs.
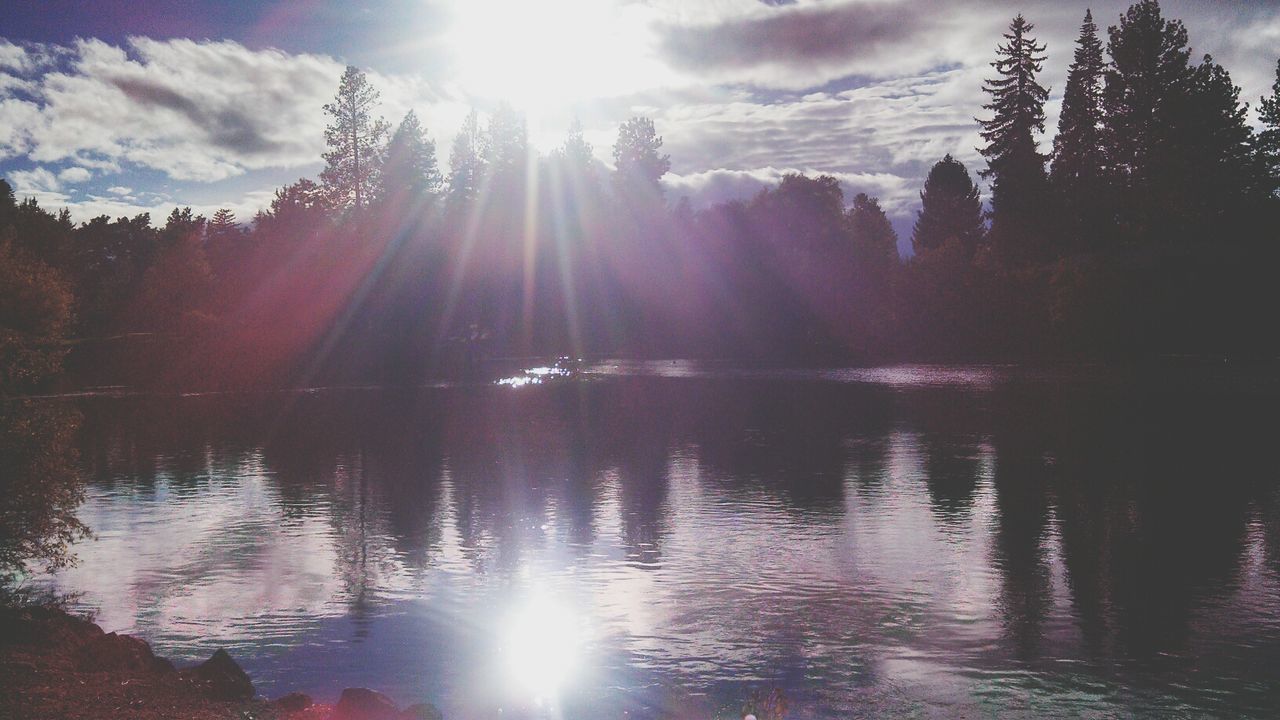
top-left (2, 0), bottom-right (1279, 393)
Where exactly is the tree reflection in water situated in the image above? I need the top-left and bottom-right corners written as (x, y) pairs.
top-left (42, 367), bottom-right (1280, 716)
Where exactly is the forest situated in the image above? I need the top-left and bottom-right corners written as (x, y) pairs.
top-left (2, 0), bottom-right (1279, 394)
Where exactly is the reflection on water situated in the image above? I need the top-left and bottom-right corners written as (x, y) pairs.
top-left (40, 364), bottom-right (1280, 718)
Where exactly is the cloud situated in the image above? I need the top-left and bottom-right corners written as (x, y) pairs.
top-left (660, 1), bottom-right (936, 75)
top-left (106, 185), bottom-right (132, 195)
top-left (58, 166), bottom-right (91, 183)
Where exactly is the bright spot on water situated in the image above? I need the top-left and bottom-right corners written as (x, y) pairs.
top-left (496, 365), bottom-right (571, 388)
top-left (502, 592), bottom-right (586, 702)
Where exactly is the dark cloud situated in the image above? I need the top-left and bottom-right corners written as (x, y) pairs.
top-left (111, 76), bottom-right (275, 155)
top-left (659, 1), bottom-right (935, 73)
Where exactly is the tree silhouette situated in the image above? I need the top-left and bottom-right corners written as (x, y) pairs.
top-left (447, 109), bottom-right (486, 210)
top-left (380, 110), bottom-right (442, 202)
top-left (1103, 0), bottom-right (1192, 243)
top-left (912, 155), bottom-right (984, 256)
top-left (483, 103), bottom-right (529, 187)
top-left (321, 65), bottom-right (390, 213)
top-left (848, 193), bottom-right (898, 269)
top-left (1051, 10), bottom-right (1107, 250)
top-left (612, 117), bottom-right (670, 199)
top-left (1177, 55), bottom-right (1255, 235)
top-left (979, 14), bottom-right (1050, 263)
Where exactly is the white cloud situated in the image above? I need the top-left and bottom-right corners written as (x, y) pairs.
top-left (2, 37), bottom-right (448, 184)
top-left (106, 185), bottom-right (133, 195)
top-left (58, 166), bottom-right (91, 183)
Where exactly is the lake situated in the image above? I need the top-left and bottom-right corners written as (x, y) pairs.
top-left (37, 362), bottom-right (1280, 718)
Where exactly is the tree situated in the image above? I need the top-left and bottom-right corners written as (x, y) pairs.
top-left (380, 110), bottom-right (442, 201)
top-left (1175, 56), bottom-right (1256, 234)
top-left (912, 155), bottom-right (984, 256)
top-left (254, 178), bottom-right (325, 240)
top-left (321, 65), bottom-right (390, 213)
top-left (1102, 0), bottom-right (1192, 242)
top-left (848, 193), bottom-right (899, 269)
top-left (483, 103), bottom-right (529, 187)
top-left (207, 208), bottom-right (238, 239)
top-left (978, 14), bottom-right (1050, 263)
top-left (447, 109), bottom-right (486, 209)
top-left (1256, 59), bottom-right (1280, 198)
top-left (0, 179), bottom-right (14, 230)
top-left (0, 233), bottom-right (73, 393)
top-left (558, 118), bottom-right (595, 175)
top-left (160, 207), bottom-right (205, 247)
top-left (612, 117), bottom-right (670, 199)
top-left (1051, 10), bottom-right (1108, 249)
top-left (0, 400), bottom-right (87, 596)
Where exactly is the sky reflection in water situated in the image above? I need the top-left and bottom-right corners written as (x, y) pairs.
top-left (42, 364), bottom-right (1280, 718)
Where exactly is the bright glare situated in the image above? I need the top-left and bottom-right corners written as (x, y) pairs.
top-left (502, 592), bottom-right (586, 700)
top-left (450, 0), bottom-right (664, 115)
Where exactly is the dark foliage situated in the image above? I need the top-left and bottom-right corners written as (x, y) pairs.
top-left (0, 0), bottom-right (1273, 394)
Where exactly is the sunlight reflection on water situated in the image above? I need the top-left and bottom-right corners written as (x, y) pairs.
top-left (38, 363), bottom-right (1280, 719)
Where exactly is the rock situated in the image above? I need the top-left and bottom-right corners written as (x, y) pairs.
top-left (332, 687), bottom-right (400, 720)
top-left (181, 648), bottom-right (254, 700)
top-left (1, 605), bottom-right (103, 652)
top-left (399, 703), bottom-right (443, 720)
top-left (75, 631), bottom-right (173, 674)
top-left (272, 691), bottom-right (313, 713)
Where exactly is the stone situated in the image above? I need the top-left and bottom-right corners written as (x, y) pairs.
top-left (271, 691), bottom-right (313, 713)
top-left (399, 703), bottom-right (443, 720)
top-left (181, 648), bottom-right (254, 700)
top-left (332, 687), bottom-right (400, 720)
top-left (75, 631), bottom-right (173, 674)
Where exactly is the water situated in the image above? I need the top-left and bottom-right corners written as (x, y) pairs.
top-left (32, 363), bottom-right (1280, 717)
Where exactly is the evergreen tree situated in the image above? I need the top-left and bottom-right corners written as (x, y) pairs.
top-left (380, 110), bottom-right (442, 201)
top-left (321, 65), bottom-right (390, 213)
top-left (612, 117), bottom-right (670, 199)
top-left (1051, 10), bottom-right (1108, 249)
top-left (559, 117), bottom-right (594, 173)
top-left (160, 207), bottom-right (205, 246)
top-left (447, 109), bottom-right (486, 209)
top-left (206, 208), bottom-right (239, 240)
top-left (978, 14), bottom-right (1050, 263)
top-left (254, 178), bottom-right (325, 239)
top-left (483, 103), bottom-right (529, 187)
top-left (1176, 55), bottom-right (1256, 233)
top-left (205, 208), bottom-right (244, 274)
top-left (1257, 59), bottom-right (1280, 198)
top-left (912, 155), bottom-right (985, 256)
top-left (1102, 0), bottom-right (1192, 242)
top-left (848, 193), bottom-right (899, 269)
top-left (0, 179), bottom-right (14, 230)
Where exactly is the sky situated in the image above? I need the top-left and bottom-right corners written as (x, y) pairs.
top-left (1, 0), bottom-right (1277, 246)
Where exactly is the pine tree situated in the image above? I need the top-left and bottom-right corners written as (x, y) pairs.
top-left (912, 155), bottom-right (985, 257)
top-left (380, 110), bottom-right (442, 201)
top-left (447, 109), bottom-right (486, 208)
top-left (978, 14), bottom-right (1050, 263)
top-left (848, 193), bottom-right (899, 269)
top-left (612, 117), bottom-right (671, 199)
top-left (1258, 59), bottom-right (1280, 199)
top-left (206, 208), bottom-right (238, 239)
top-left (321, 66), bottom-right (390, 213)
top-left (1176, 56), bottom-right (1255, 233)
top-left (1051, 10), bottom-right (1107, 249)
top-left (1102, 0), bottom-right (1192, 242)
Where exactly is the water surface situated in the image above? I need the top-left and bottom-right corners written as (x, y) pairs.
top-left (39, 363), bottom-right (1280, 717)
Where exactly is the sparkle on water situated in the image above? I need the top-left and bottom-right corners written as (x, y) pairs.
top-left (36, 363), bottom-right (1280, 718)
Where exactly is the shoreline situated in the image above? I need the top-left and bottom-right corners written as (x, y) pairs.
top-left (0, 603), bottom-right (439, 720)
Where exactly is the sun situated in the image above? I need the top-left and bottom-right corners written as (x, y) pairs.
top-left (449, 0), bottom-right (663, 116)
